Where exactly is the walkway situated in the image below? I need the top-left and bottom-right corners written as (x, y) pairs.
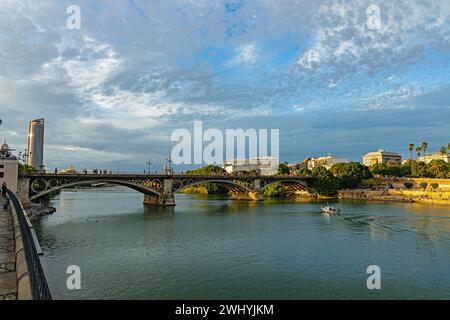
top-left (0, 199), bottom-right (16, 300)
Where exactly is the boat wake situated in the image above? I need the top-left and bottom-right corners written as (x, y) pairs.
top-left (340, 214), bottom-right (450, 241)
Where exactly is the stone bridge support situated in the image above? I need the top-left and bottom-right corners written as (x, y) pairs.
top-left (143, 179), bottom-right (175, 206)
top-left (230, 178), bottom-right (263, 202)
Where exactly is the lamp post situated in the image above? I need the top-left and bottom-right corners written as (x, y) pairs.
top-left (18, 149), bottom-right (32, 165)
top-left (145, 159), bottom-right (153, 174)
top-left (165, 156), bottom-right (173, 175)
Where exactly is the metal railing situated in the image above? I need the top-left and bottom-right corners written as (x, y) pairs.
top-left (6, 190), bottom-right (52, 300)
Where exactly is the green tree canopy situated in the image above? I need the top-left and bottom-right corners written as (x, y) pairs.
top-left (330, 162), bottom-right (372, 188)
top-left (277, 163), bottom-right (290, 175)
top-left (297, 168), bottom-right (312, 176)
top-left (185, 165), bottom-right (225, 175)
top-left (310, 167), bottom-right (340, 196)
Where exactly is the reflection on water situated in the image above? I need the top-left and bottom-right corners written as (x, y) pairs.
top-left (34, 186), bottom-right (450, 300)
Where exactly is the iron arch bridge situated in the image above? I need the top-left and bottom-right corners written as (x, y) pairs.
top-left (22, 173), bottom-right (315, 206)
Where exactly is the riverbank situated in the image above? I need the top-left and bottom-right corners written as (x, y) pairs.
top-left (182, 183), bottom-right (450, 205)
top-left (339, 189), bottom-right (450, 205)
top-left (27, 202), bottom-right (56, 221)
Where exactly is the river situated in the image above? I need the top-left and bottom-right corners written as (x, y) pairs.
top-left (34, 185), bottom-right (450, 299)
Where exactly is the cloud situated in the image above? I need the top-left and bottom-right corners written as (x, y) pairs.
top-left (230, 43), bottom-right (259, 65)
top-left (0, 0), bottom-right (449, 170)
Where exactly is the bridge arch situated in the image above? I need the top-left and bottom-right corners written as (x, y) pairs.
top-left (261, 179), bottom-right (314, 194)
top-left (29, 179), bottom-right (162, 201)
top-left (173, 179), bottom-right (251, 194)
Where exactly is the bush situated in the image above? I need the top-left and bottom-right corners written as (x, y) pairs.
top-left (419, 182), bottom-right (428, 190)
top-left (404, 182), bottom-right (413, 189)
top-left (430, 183), bottom-right (439, 190)
top-left (264, 183), bottom-right (284, 197)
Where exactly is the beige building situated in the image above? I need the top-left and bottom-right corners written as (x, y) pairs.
top-left (307, 155), bottom-right (350, 170)
top-left (362, 149), bottom-right (402, 166)
top-left (418, 152), bottom-right (449, 163)
top-left (0, 142), bottom-right (19, 192)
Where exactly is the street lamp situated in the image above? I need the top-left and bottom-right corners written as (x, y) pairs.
top-left (18, 149), bottom-right (32, 165)
top-left (165, 156), bottom-right (173, 175)
top-left (145, 159), bottom-right (153, 174)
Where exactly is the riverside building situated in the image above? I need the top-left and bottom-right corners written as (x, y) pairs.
top-left (0, 142), bottom-right (18, 192)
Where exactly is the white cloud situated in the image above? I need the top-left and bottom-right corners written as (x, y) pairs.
top-left (230, 43), bottom-right (259, 65)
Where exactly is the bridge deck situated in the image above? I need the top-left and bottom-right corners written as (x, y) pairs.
top-left (24, 173), bottom-right (312, 180)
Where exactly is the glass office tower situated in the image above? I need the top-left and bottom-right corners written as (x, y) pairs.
top-left (27, 118), bottom-right (45, 170)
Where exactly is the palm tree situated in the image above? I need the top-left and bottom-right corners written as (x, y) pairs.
top-left (429, 160), bottom-right (444, 177)
top-left (415, 146), bottom-right (422, 159)
top-left (408, 143), bottom-right (414, 161)
top-left (440, 146), bottom-right (447, 155)
top-left (421, 141), bottom-right (428, 157)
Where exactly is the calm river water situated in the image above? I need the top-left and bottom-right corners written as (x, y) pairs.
top-left (34, 185), bottom-right (450, 299)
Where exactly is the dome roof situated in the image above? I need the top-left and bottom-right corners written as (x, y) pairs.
top-left (1, 143), bottom-right (9, 151)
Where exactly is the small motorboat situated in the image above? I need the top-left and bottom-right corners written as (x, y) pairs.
top-left (321, 204), bottom-right (340, 215)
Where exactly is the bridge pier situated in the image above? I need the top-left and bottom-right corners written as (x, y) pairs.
top-left (143, 194), bottom-right (176, 206)
top-left (143, 179), bottom-right (176, 206)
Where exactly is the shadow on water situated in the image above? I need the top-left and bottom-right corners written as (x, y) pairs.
top-left (143, 205), bottom-right (175, 219)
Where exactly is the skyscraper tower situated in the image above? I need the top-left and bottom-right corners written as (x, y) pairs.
top-left (27, 118), bottom-right (45, 170)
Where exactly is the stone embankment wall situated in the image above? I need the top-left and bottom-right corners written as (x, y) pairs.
top-left (376, 178), bottom-right (450, 191)
top-left (10, 201), bottom-right (33, 299)
top-left (339, 189), bottom-right (450, 205)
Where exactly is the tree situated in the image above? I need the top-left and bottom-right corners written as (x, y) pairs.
top-left (415, 146), bottom-right (422, 159)
top-left (369, 162), bottom-right (404, 177)
top-left (448, 143), bottom-right (450, 152)
top-left (419, 182), bottom-right (428, 190)
top-left (331, 162), bottom-right (372, 188)
top-left (18, 163), bottom-right (37, 175)
top-left (440, 146), bottom-right (447, 155)
top-left (408, 143), bottom-right (414, 161)
top-left (411, 161), bottom-right (430, 178)
top-left (428, 160), bottom-right (448, 178)
top-left (421, 142), bottom-right (428, 157)
top-left (185, 165), bottom-right (228, 194)
top-left (264, 183), bottom-right (284, 197)
top-left (297, 168), bottom-right (312, 176)
top-left (310, 167), bottom-right (340, 196)
top-left (430, 183), bottom-right (439, 190)
top-left (186, 165), bottom-right (225, 175)
top-left (277, 163), bottom-right (290, 175)
top-left (400, 162), bottom-right (412, 177)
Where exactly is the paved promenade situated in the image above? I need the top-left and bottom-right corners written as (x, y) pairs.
top-left (0, 199), bottom-right (16, 300)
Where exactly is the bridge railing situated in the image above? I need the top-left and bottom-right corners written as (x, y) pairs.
top-left (6, 190), bottom-right (53, 300)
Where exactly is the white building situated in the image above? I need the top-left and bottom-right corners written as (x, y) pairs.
top-left (0, 142), bottom-right (19, 193)
top-left (362, 149), bottom-right (402, 166)
top-left (222, 157), bottom-right (279, 175)
top-left (418, 152), bottom-right (450, 163)
top-left (307, 155), bottom-right (350, 170)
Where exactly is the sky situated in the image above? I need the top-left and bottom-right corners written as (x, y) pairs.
top-left (0, 0), bottom-right (449, 171)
